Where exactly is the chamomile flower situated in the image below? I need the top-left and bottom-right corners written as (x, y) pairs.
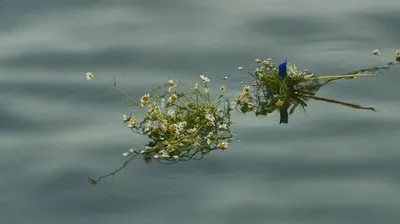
top-left (200, 75), bottom-right (210, 82)
top-left (168, 124), bottom-right (178, 133)
top-left (86, 72), bottom-right (94, 80)
top-left (218, 123), bottom-right (228, 130)
top-left (128, 117), bottom-right (136, 128)
top-left (141, 93), bottom-right (150, 102)
top-left (168, 79), bottom-right (177, 91)
top-left (372, 49), bottom-right (380, 55)
top-left (238, 66), bottom-right (243, 70)
top-left (219, 142), bottom-right (228, 150)
top-left (169, 93), bottom-right (177, 102)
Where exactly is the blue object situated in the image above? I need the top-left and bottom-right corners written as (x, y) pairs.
top-left (278, 59), bottom-right (287, 79)
top-left (278, 59), bottom-right (289, 124)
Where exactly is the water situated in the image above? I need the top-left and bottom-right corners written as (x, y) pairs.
top-left (1, 0), bottom-right (400, 223)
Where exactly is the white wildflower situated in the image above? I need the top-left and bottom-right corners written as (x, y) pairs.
top-left (123, 114), bottom-right (130, 122)
top-left (128, 117), bottom-right (136, 128)
top-left (218, 123), bottom-right (228, 130)
top-left (168, 79), bottom-right (176, 91)
top-left (169, 93), bottom-right (177, 102)
top-left (86, 72), bottom-right (94, 80)
top-left (122, 152), bottom-right (129, 157)
top-left (200, 75), bottom-right (210, 82)
top-left (205, 114), bottom-right (215, 122)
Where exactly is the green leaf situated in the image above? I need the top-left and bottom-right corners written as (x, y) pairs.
top-left (289, 102), bottom-right (299, 115)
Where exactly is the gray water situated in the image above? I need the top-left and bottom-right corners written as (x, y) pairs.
top-left (1, 0), bottom-right (400, 223)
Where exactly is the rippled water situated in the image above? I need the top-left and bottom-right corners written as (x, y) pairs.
top-left (1, 0), bottom-right (400, 223)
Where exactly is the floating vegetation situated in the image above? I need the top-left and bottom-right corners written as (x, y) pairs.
top-left (86, 49), bottom-right (399, 185)
top-left (87, 75), bottom-right (234, 185)
top-left (235, 49), bottom-right (400, 124)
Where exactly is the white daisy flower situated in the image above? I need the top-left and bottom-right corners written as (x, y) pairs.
top-left (169, 93), bottom-right (177, 102)
top-left (128, 117), bottom-right (136, 128)
top-left (200, 75), bottom-right (210, 82)
top-left (218, 123), bottom-right (228, 130)
top-left (86, 72), bottom-right (94, 80)
top-left (238, 66), bottom-right (243, 70)
top-left (168, 79), bottom-right (176, 91)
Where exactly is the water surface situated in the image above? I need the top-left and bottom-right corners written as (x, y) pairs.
top-left (1, 0), bottom-right (400, 223)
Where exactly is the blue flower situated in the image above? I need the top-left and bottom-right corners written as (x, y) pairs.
top-left (278, 59), bottom-right (287, 79)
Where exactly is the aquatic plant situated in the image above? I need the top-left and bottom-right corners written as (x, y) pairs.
top-left (87, 75), bottom-right (234, 185)
top-left (235, 49), bottom-right (399, 123)
top-left (86, 49), bottom-right (399, 185)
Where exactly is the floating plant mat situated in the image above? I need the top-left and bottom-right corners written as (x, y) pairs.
top-left (87, 49), bottom-right (399, 185)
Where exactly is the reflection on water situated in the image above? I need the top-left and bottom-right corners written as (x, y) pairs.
top-left (1, 0), bottom-right (400, 223)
